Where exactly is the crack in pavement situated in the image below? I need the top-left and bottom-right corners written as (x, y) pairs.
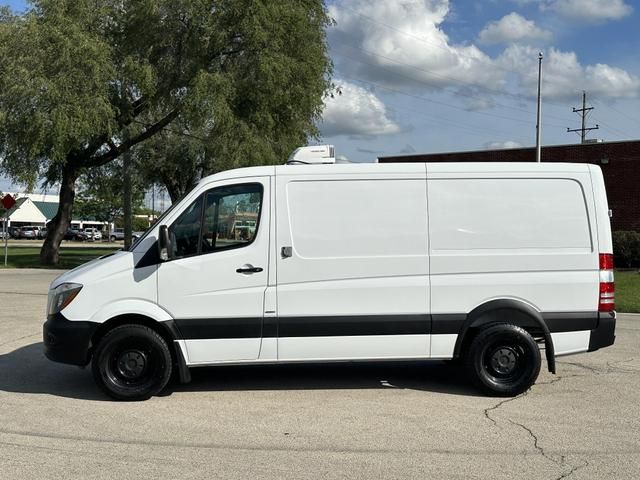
top-left (483, 391), bottom-right (528, 426)
top-left (559, 357), bottom-right (639, 375)
top-left (556, 460), bottom-right (589, 480)
top-left (484, 373), bottom-right (591, 479)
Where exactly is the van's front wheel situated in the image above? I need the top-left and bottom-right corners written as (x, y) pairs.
top-left (92, 325), bottom-right (172, 401)
top-left (466, 324), bottom-right (541, 397)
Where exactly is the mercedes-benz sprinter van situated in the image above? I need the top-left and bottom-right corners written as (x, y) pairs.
top-left (44, 146), bottom-right (616, 400)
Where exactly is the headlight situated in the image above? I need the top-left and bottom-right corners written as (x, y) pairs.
top-left (47, 283), bottom-right (83, 316)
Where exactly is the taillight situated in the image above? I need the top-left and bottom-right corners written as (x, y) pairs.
top-left (599, 253), bottom-right (615, 312)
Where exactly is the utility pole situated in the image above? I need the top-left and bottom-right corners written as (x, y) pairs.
top-left (535, 52), bottom-right (543, 163)
top-left (567, 91), bottom-right (599, 143)
top-left (123, 150), bottom-right (133, 250)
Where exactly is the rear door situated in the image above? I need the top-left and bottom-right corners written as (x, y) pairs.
top-left (275, 165), bottom-right (430, 361)
top-left (157, 177), bottom-right (271, 364)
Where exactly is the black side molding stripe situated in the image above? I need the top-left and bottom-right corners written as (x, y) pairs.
top-left (278, 315), bottom-right (430, 337)
top-left (431, 314), bottom-right (466, 335)
top-left (175, 318), bottom-right (263, 340)
top-left (174, 312), bottom-right (600, 340)
top-left (542, 312), bottom-right (598, 332)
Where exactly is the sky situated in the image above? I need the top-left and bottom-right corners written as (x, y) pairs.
top-left (2, 0), bottom-right (640, 190)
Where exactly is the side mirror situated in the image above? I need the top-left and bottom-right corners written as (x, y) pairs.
top-left (158, 225), bottom-right (172, 261)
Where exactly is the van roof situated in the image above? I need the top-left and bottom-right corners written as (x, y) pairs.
top-left (198, 162), bottom-right (594, 184)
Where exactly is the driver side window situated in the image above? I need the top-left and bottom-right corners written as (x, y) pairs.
top-left (169, 183), bottom-right (263, 260)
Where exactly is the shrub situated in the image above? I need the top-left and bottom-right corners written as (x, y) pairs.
top-left (613, 231), bottom-right (640, 268)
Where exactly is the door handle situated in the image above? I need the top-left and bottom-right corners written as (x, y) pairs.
top-left (236, 264), bottom-right (263, 274)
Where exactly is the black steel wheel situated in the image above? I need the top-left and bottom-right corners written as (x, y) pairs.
top-left (465, 323), bottom-right (541, 397)
top-left (92, 324), bottom-right (172, 401)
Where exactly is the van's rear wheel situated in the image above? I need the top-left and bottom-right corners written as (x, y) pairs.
top-left (92, 325), bottom-right (172, 401)
top-left (465, 324), bottom-right (541, 397)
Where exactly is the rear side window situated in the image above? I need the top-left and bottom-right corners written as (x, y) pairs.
top-left (286, 179), bottom-right (428, 258)
top-left (429, 178), bottom-right (592, 251)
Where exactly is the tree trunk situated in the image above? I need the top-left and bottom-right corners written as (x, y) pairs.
top-left (40, 165), bottom-right (78, 265)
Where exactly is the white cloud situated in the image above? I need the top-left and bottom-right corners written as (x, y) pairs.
top-left (485, 140), bottom-right (524, 149)
top-left (478, 13), bottom-right (552, 45)
top-left (499, 45), bottom-right (640, 99)
top-left (328, 0), bottom-right (505, 92)
top-left (320, 81), bottom-right (401, 137)
top-left (547, 0), bottom-right (633, 23)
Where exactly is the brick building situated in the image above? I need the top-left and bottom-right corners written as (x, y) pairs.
top-left (379, 139), bottom-right (640, 232)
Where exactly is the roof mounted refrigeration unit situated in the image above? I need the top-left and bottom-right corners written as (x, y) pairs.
top-left (287, 145), bottom-right (336, 165)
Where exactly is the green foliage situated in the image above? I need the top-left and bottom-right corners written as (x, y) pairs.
top-left (0, 0), bottom-right (332, 186)
top-left (613, 231), bottom-right (640, 268)
top-left (0, 0), bottom-right (332, 264)
top-left (131, 215), bottom-right (149, 232)
top-left (74, 159), bottom-right (146, 223)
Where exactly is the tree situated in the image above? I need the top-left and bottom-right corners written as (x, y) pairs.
top-left (0, 0), bottom-right (331, 264)
top-left (74, 159), bottom-right (146, 238)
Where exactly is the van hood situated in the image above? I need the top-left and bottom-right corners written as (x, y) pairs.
top-left (51, 250), bottom-right (135, 289)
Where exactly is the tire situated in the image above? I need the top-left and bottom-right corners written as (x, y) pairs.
top-left (465, 324), bottom-right (541, 397)
top-left (110, 236), bottom-right (116, 242)
top-left (92, 324), bottom-right (172, 401)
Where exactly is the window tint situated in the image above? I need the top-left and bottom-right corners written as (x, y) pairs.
top-left (170, 196), bottom-right (203, 258)
top-left (202, 184), bottom-right (262, 253)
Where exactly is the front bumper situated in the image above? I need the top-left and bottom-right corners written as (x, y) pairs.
top-left (588, 311), bottom-right (616, 352)
top-left (43, 313), bottom-right (99, 366)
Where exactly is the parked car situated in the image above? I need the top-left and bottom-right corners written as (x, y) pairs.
top-left (84, 228), bottom-right (102, 242)
top-left (18, 226), bottom-right (41, 239)
top-left (109, 228), bottom-right (144, 242)
top-left (8, 227), bottom-right (21, 239)
top-left (109, 228), bottom-right (124, 242)
top-left (64, 228), bottom-right (88, 241)
top-left (0, 230), bottom-right (8, 240)
top-left (42, 145), bottom-right (616, 401)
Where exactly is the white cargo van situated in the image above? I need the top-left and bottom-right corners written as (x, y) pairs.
top-left (44, 146), bottom-right (616, 400)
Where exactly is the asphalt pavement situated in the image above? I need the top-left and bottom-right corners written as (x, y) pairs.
top-left (0, 269), bottom-right (639, 479)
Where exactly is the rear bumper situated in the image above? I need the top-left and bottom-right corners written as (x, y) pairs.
top-left (43, 313), bottom-right (99, 366)
top-left (588, 311), bottom-right (616, 352)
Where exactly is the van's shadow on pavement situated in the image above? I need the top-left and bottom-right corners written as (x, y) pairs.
top-left (0, 342), bottom-right (481, 401)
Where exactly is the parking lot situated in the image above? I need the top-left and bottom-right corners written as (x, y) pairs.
top-left (0, 269), bottom-right (638, 479)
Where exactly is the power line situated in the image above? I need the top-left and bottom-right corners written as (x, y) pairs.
top-left (332, 44), bottom-right (572, 123)
top-left (591, 98), bottom-right (640, 131)
top-left (592, 117), bottom-right (635, 139)
top-left (339, 73), bottom-right (567, 129)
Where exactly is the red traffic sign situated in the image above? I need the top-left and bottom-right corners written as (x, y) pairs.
top-left (1, 194), bottom-right (16, 210)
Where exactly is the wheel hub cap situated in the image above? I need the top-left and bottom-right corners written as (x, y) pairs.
top-left (490, 347), bottom-right (518, 375)
top-left (117, 350), bottom-right (147, 379)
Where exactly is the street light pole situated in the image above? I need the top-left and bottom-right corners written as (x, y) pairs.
top-left (535, 52), bottom-right (543, 163)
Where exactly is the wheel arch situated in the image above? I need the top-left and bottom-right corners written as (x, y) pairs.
top-left (90, 314), bottom-right (191, 383)
top-left (453, 299), bottom-right (556, 374)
